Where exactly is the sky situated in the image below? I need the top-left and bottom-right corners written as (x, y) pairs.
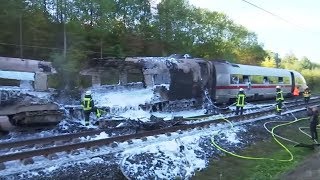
top-left (188, 0), bottom-right (320, 63)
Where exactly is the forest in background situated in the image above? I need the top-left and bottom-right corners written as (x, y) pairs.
top-left (0, 0), bottom-right (319, 90)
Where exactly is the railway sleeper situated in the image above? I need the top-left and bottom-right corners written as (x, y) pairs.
top-left (45, 153), bottom-right (59, 160)
top-left (72, 138), bottom-right (81, 144)
top-left (34, 143), bottom-right (44, 149)
top-left (88, 146), bottom-right (100, 152)
top-left (54, 140), bottom-right (65, 146)
top-left (110, 142), bottom-right (118, 148)
top-left (0, 163), bottom-right (5, 170)
top-left (20, 158), bottom-right (34, 165)
top-left (127, 140), bottom-right (133, 145)
top-left (69, 149), bottom-right (80, 155)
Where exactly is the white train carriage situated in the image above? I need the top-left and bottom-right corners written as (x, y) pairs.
top-left (212, 61), bottom-right (307, 103)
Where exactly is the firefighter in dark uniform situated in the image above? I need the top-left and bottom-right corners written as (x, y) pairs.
top-left (276, 86), bottom-right (284, 115)
top-left (81, 91), bottom-right (101, 126)
top-left (307, 107), bottom-right (319, 143)
top-left (303, 86), bottom-right (311, 105)
top-left (235, 88), bottom-right (246, 115)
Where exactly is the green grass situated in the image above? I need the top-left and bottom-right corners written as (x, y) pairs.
top-left (193, 120), bottom-right (316, 180)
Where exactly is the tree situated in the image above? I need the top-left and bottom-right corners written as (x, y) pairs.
top-left (280, 53), bottom-right (300, 70)
top-left (0, 0), bottom-right (271, 88)
top-left (299, 56), bottom-right (312, 70)
top-left (261, 51), bottom-right (276, 68)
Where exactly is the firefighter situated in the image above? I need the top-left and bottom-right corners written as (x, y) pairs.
top-left (307, 107), bottom-right (319, 143)
top-left (235, 88), bottom-right (246, 115)
top-left (293, 86), bottom-right (300, 102)
top-left (276, 86), bottom-right (284, 115)
top-left (303, 86), bottom-right (311, 105)
top-left (81, 91), bottom-right (101, 126)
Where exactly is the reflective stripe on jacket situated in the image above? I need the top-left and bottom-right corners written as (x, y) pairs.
top-left (303, 90), bottom-right (311, 97)
top-left (236, 94), bottom-right (246, 107)
top-left (276, 91), bottom-right (284, 101)
top-left (82, 97), bottom-right (92, 111)
top-left (96, 109), bottom-right (101, 118)
top-left (276, 104), bottom-right (282, 111)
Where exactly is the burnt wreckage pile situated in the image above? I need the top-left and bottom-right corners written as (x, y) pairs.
top-left (0, 57), bottom-right (63, 132)
top-left (80, 55), bottom-right (216, 114)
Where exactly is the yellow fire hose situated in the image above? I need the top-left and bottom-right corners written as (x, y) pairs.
top-left (210, 117), bottom-right (310, 161)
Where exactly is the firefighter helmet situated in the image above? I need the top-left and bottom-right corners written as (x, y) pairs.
top-left (276, 86), bottom-right (281, 89)
top-left (85, 90), bottom-right (92, 96)
top-left (239, 88), bottom-right (244, 91)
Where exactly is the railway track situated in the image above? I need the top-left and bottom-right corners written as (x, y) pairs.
top-left (0, 98), bottom-right (319, 173)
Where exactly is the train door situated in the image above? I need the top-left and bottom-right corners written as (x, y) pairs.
top-left (210, 62), bottom-right (216, 101)
top-left (290, 71), bottom-right (295, 93)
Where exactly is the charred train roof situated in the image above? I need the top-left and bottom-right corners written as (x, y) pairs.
top-left (88, 57), bottom-right (143, 69)
top-left (81, 57), bottom-right (144, 75)
top-left (0, 56), bottom-right (56, 73)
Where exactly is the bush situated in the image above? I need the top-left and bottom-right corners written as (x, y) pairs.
top-left (301, 68), bottom-right (320, 92)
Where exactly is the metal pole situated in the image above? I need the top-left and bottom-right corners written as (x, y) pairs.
top-left (100, 38), bottom-right (103, 58)
top-left (63, 22), bottom-right (66, 58)
top-left (19, 14), bottom-right (23, 59)
top-left (63, 0), bottom-right (67, 59)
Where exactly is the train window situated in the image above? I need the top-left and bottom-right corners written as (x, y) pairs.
top-left (251, 75), bottom-right (263, 84)
top-left (278, 77), bottom-right (284, 84)
top-left (0, 78), bottom-right (20, 86)
top-left (263, 77), bottom-right (269, 84)
top-left (238, 76), bottom-right (244, 84)
top-left (284, 77), bottom-right (290, 84)
top-left (101, 69), bottom-right (119, 85)
top-left (243, 75), bottom-right (250, 83)
top-left (268, 76), bottom-right (277, 84)
top-left (230, 75), bottom-right (239, 84)
top-left (295, 77), bottom-right (304, 85)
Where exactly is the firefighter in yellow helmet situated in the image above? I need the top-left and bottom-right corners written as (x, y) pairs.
top-left (303, 86), bottom-right (311, 105)
top-left (235, 88), bottom-right (246, 115)
top-left (81, 91), bottom-right (101, 126)
top-left (276, 86), bottom-right (284, 115)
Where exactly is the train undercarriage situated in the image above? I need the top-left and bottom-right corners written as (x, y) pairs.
top-left (0, 89), bottom-right (63, 132)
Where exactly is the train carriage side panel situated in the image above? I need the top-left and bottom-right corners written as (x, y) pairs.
top-left (234, 64), bottom-right (292, 98)
top-left (212, 61), bottom-right (293, 103)
top-left (212, 61), bottom-right (233, 103)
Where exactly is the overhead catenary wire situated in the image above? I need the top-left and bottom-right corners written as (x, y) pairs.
top-left (239, 0), bottom-right (305, 31)
top-left (0, 42), bottom-right (118, 55)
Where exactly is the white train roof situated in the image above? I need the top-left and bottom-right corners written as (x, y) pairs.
top-left (214, 61), bottom-right (291, 77)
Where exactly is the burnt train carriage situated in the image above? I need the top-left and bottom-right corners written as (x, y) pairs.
top-left (126, 56), bottom-right (215, 101)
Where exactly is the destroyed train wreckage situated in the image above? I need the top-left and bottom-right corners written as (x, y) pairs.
top-left (0, 55), bottom-right (308, 131)
top-left (81, 54), bottom-right (307, 112)
top-left (0, 57), bottom-right (63, 132)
